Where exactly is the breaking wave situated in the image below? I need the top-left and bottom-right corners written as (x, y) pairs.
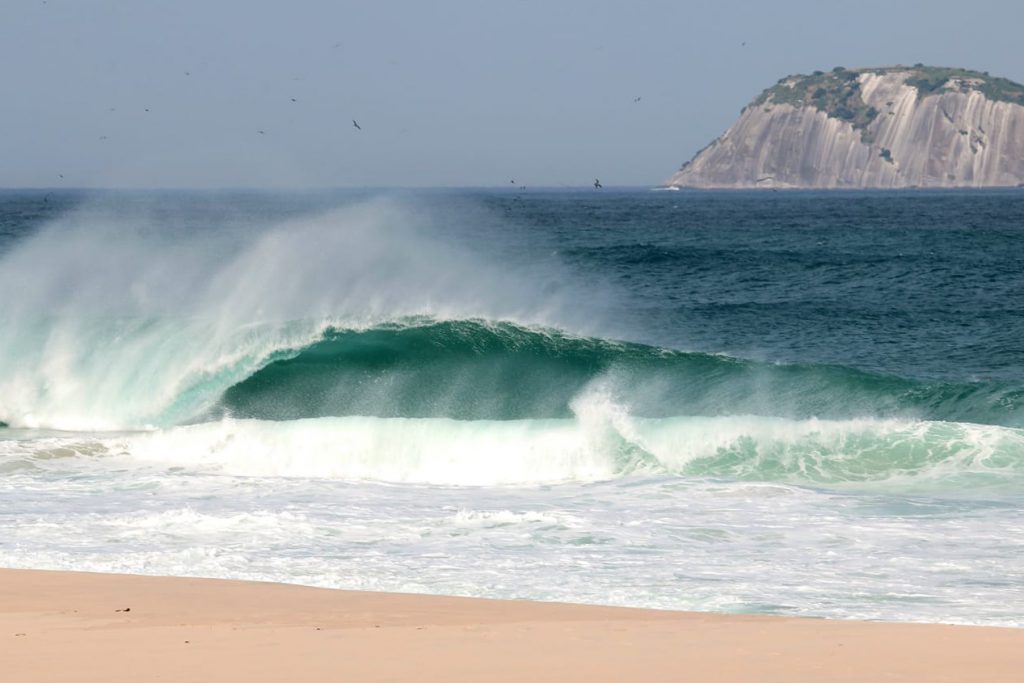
top-left (2, 194), bottom-right (1023, 494)
top-left (3, 409), bottom-right (1023, 493)
top-left (2, 317), bottom-right (1023, 431)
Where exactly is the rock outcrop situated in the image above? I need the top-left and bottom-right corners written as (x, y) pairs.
top-left (666, 66), bottom-right (1024, 188)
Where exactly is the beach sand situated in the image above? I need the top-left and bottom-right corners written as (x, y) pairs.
top-left (2, 568), bottom-right (1021, 682)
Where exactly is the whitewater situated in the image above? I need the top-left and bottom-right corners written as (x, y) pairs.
top-left (2, 188), bottom-right (1023, 626)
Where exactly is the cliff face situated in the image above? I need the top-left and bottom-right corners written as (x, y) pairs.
top-left (666, 67), bottom-right (1024, 188)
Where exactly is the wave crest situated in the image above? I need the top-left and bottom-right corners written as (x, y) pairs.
top-left (2, 317), bottom-right (1024, 430)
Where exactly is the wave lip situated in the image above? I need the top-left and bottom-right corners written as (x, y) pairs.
top-left (212, 318), bottom-right (1024, 428)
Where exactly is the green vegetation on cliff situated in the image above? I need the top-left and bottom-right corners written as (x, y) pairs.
top-left (902, 65), bottom-right (1024, 103)
top-left (752, 67), bottom-right (879, 140)
top-left (749, 65), bottom-right (1024, 138)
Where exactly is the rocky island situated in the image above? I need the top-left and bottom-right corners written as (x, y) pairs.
top-left (665, 65), bottom-right (1024, 188)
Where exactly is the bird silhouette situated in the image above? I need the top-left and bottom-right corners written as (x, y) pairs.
top-left (594, 178), bottom-right (602, 189)
top-left (633, 96), bottom-right (641, 103)
top-left (353, 119), bottom-right (362, 130)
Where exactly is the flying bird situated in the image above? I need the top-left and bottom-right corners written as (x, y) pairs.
top-left (353, 119), bottom-right (362, 130)
top-left (290, 98), bottom-right (297, 102)
top-left (257, 130), bottom-right (265, 135)
top-left (594, 178), bottom-right (603, 189)
top-left (633, 96), bottom-right (641, 103)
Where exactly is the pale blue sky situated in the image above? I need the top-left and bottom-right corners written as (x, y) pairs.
top-left (2, 0), bottom-right (1022, 188)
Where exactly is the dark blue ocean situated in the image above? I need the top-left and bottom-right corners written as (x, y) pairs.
top-left (1, 188), bottom-right (1022, 625)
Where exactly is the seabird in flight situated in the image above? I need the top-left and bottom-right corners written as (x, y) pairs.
top-left (594, 178), bottom-right (602, 189)
top-left (353, 119), bottom-right (362, 130)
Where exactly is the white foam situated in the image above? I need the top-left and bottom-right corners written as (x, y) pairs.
top-left (0, 197), bottom-right (585, 430)
top-left (7, 412), bottom-right (1018, 489)
top-left (3, 456), bottom-right (1023, 627)
top-left (4, 416), bottom-right (1024, 626)
top-left (114, 416), bottom-right (626, 485)
top-left (448, 509), bottom-right (569, 528)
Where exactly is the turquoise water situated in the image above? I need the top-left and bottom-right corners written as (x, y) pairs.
top-left (1, 188), bottom-right (1022, 625)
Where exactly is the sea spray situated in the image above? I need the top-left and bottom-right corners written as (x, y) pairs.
top-left (0, 197), bottom-right (590, 429)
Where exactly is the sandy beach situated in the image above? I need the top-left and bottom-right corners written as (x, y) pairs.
top-left (2, 569), bottom-right (1021, 682)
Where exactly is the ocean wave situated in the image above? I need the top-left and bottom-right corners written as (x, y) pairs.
top-left (211, 319), bottom-right (1024, 427)
top-left (4, 195), bottom-right (1021, 432)
top-left (4, 411), bottom-right (1023, 492)
top-left (1, 317), bottom-right (1023, 430)
top-left (0, 196), bottom-right (589, 430)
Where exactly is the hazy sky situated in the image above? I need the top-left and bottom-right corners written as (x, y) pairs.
top-left (3, 0), bottom-right (1022, 188)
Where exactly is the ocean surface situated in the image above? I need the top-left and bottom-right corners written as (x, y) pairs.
top-left (2, 187), bottom-right (1023, 626)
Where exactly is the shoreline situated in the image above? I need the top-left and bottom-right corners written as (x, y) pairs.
top-left (3, 568), bottom-right (1022, 682)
